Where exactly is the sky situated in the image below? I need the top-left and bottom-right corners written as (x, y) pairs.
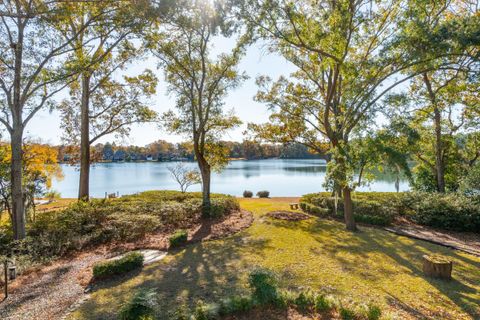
top-left (23, 38), bottom-right (297, 146)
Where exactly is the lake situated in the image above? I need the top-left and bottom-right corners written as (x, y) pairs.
top-left (52, 159), bottom-right (409, 198)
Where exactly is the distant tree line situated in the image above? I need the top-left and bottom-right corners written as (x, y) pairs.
top-left (57, 140), bottom-right (325, 163)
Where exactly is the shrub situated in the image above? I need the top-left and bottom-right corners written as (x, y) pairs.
top-left (243, 190), bottom-right (253, 198)
top-left (315, 294), bottom-right (333, 312)
top-left (1, 191), bottom-right (239, 272)
top-left (300, 192), bottom-right (399, 226)
top-left (366, 304), bottom-right (382, 320)
top-left (256, 190), bottom-right (270, 198)
top-left (218, 295), bottom-right (255, 315)
top-left (169, 230), bottom-right (188, 248)
top-left (407, 192), bottom-right (480, 231)
top-left (93, 252), bottom-right (144, 279)
top-left (194, 300), bottom-right (219, 320)
top-left (294, 290), bottom-right (316, 312)
top-left (339, 306), bottom-right (356, 320)
top-left (172, 305), bottom-right (190, 320)
top-left (119, 288), bottom-right (156, 320)
top-left (206, 197), bottom-right (240, 218)
top-left (45, 190), bottom-right (61, 201)
top-left (248, 268), bottom-right (279, 304)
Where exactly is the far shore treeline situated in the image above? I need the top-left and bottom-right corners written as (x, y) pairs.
top-left (56, 140), bottom-right (326, 163)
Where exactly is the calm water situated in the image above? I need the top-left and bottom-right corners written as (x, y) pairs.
top-left (52, 159), bottom-right (409, 198)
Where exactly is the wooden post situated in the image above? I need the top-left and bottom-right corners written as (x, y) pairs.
top-left (4, 260), bottom-right (7, 300)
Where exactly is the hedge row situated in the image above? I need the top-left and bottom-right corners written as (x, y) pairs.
top-left (300, 192), bottom-right (480, 231)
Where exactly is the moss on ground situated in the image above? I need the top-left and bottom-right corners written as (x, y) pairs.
top-left (70, 198), bottom-right (480, 320)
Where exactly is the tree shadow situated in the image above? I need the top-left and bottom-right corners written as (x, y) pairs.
top-left (73, 234), bottom-right (273, 319)
top-left (273, 216), bottom-right (480, 319)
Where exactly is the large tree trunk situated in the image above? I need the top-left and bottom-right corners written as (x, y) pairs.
top-left (198, 156), bottom-right (211, 216)
top-left (343, 187), bottom-right (357, 231)
top-left (423, 73), bottom-right (445, 193)
top-left (433, 106), bottom-right (445, 193)
top-left (332, 148), bottom-right (357, 231)
top-left (78, 74), bottom-right (91, 200)
top-left (10, 127), bottom-right (25, 240)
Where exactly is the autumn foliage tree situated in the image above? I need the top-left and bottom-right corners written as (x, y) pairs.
top-left (0, 143), bottom-right (63, 224)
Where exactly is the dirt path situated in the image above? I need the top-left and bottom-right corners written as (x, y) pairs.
top-left (0, 210), bottom-right (253, 320)
top-left (385, 224), bottom-right (480, 257)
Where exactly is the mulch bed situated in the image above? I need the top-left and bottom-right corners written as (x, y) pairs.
top-left (0, 209), bottom-right (254, 320)
top-left (266, 211), bottom-right (311, 221)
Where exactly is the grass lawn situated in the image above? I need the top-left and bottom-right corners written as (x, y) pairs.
top-left (69, 198), bottom-right (480, 319)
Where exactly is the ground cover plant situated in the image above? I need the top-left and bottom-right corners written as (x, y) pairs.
top-left (70, 198), bottom-right (480, 320)
top-left (0, 191), bottom-right (239, 272)
top-left (169, 230), bottom-right (188, 248)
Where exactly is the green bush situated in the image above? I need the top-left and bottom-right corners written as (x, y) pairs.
top-left (93, 252), bottom-right (144, 279)
top-left (301, 192), bottom-right (403, 226)
top-left (248, 268), bottom-right (279, 304)
top-left (315, 294), bottom-right (333, 312)
top-left (256, 190), bottom-right (270, 198)
top-left (339, 306), bottom-right (356, 320)
top-left (169, 230), bottom-right (188, 248)
top-left (45, 190), bottom-right (61, 201)
top-left (218, 295), bottom-right (255, 315)
top-left (243, 190), bottom-right (253, 198)
top-left (206, 197), bottom-right (240, 218)
top-left (119, 288), bottom-right (156, 320)
top-left (407, 192), bottom-right (480, 231)
top-left (194, 300), bottom-right (219, 320)
top-left (366, 304), bottom-right (382, 320)
top-left (294, 290), bottom-right (316, 312)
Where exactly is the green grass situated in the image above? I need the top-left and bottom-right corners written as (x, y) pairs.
top-left (70, 198), bottom-right (480, 320)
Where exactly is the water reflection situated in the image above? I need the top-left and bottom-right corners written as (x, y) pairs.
top-left (52, 159), bottom-right (409, 198)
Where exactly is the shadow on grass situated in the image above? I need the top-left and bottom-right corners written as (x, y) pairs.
top-left (73, 234), bottom-right (273, 319)
top-left (271, 216), bottom-right (480, 319)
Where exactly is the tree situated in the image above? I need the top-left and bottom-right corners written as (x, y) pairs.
top-left (388, 0), bottom-right (480, 193)
top-left (0, 142), bottom-right (63, 224)
top-left (103, 143), bottom-right (115, 161)
top-left (242, 0), bottom-right (473, 231)
top-left (58, 65), bottom-right (158, 198)
top-left (55, 0), bottom-right (157, 200)
top-left (0, 0), bottom-right (104, 239)
top-left (148, 0), bottom-right (247, 215)
top-left (168, 163), bottom-right (202, 193)
top-left (147, 140), bottom-right (176, 160)
top-left (244, 0), bottom-right (404, 230)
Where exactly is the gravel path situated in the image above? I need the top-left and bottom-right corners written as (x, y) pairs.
top-left (0, 252), bottom-right (106, 320)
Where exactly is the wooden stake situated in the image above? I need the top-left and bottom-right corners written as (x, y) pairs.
top-left (4, 260), bottom-right (7, 300)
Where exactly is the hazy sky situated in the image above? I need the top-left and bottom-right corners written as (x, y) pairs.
top-left (23, 38), bottom-right (297, 146)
